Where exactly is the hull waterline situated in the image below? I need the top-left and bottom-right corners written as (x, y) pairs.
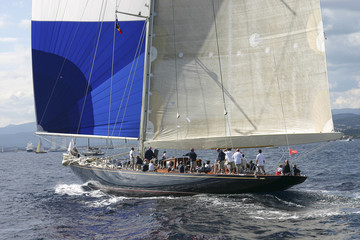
top-left (69, 164), bottom-right (307, 196)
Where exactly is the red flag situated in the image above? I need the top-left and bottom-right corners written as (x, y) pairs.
top-left (289, 149), bottom-right (298, 155)
top-left (116, 18), bottom-right (123, 34)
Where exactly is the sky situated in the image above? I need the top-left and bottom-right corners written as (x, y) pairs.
top-left (0, 0), bottom-right (359, 128)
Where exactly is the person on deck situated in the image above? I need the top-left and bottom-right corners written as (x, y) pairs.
top-left (282, 160), bottom-right (291, 176)
top-left (249, 160), bottom-right (256, 173)
top-left (178, 161), bottom-right (185, 173)
top-left (144, 146), bottom-right (155, 161)
top-left (255, 149), bottom-right (266, 175)
top-left (162, 151), bottom-right (167, 160)
top-left (276, 164), bottom-right (283, 175)
top-left (233, 149), bottom-right (242, 174)
top-left (159, 150), bottom-right (167, 168)
top-left (129, 147), bottom-right (135, 169)
top-left (135, 156), bottom-right (143, 170)
top-left (149, 160), bottom-right (155, 172)
top-left (184, 148), bottom-right (197, 172)
top-left (241, 153), bottom-right (247, 173)
top-left (225, 148), bottom-right (234, 174)
top-left (204, 160), bottom-right (211, 173)
top-left (293, 164), bottom-right (301, 176)
top-left (142, 159), bottom-right (149, 172)
top-left (216, 148), bottom-right (226, 173)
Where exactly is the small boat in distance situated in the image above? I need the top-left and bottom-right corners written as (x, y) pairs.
top-left (32, 0), bottom-right (342, 196)
top-left (82, 147), bottom-right (105, 156)
top-left (35, 139), bottom-right (47, 154)
top-left (81, 139), bottom-right (105, 156)
top-left (26, 142), bottom-right (34, 152)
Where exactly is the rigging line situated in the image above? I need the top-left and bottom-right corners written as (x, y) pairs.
top-left (112, 20), bottom-right (147, 136)
top-left (171, 0), bottom-right (180, 149)
top-left (110, 19), bottom-right (148, 136)
top-left (77, 0), bottom-right (107, 134)
top-left (211, 0), bottom-right (233, 149)
top-left (116, 10), bottom-right (149, 19)
top-left (272, 51), bottom-right (290, 152)
top-left (108, 11), bottom-right (118, 137)
top-left (117, 20), bottom-right (148, 136)
top-left (51, 0), bottom-right (67, 56)
top-left (38, 0), bottom-right (91, 126)
top-left (297, 141), bottom-right (333, 162)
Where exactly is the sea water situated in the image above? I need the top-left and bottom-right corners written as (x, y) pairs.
top-left (0, 140), bottom-right (359, 239)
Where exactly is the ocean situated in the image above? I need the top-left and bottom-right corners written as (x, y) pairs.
top-left (0, 140), bottom-right (359, 239)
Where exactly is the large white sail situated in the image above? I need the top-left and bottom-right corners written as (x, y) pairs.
top-left (144, 0), bottom-right (341, 149)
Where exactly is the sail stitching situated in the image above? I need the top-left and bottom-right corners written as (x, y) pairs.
top-left (117, 21), bottom-right (148, 136)
top-left (77, 0), bottom-right (107, 134)
top-left (211, 0), bottom-right (233, 149)
top-left (110, 19), bottom-right (148, 136)
top-left (108, 7), bottom-right (118, 138)
top-left (38, 0), bottom-right (90, 127)
top-left (171, 0), bottom-right (181, 151)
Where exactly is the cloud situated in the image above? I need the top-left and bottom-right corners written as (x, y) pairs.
top-left (321, 1), bottom-right (360, 109)
top-left (347, 32), bottom-right (360, 46)
top-left (0, 38), bottom-right (18, 43)
top-left (0, 14), bottom-right (7, 28)
top-left (331, 88), bottom-right (360, 109)
top-left (19, 19), bottom-right (31, 28)
top-left (12, 1), bottom-right (25, 8)
top-left (0, 45), bottom-right (34, 127)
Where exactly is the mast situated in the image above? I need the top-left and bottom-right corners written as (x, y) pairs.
top-left (139, 0), bottom-right (154, 157)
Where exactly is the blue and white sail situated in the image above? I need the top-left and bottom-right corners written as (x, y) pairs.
top-left (32, 0), bottom-right (150, 139)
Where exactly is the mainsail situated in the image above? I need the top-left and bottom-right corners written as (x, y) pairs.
top-left (31, 0), bottom-right (150, 139)
top-left (144, 0), bottom-right (342, 149)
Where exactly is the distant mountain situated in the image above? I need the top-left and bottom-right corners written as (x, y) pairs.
top-left (0, 122), bottom-right (114, 149)
top-left (0, 122), bottom-right (36, 135)
top-left (332, 112), bottom-right (360, 138)
top-left (332, 108), bottom-right (360, 115)
top-left (332, 113), bottom-right (359, 121)
top-left (0, 122), bottom-right (37, 148)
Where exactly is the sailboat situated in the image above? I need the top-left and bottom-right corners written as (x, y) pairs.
top-left (32, 0), bottom-right (342, 196)
top-left (82, 139), bottom-right (105, 156)
top-left (26, 142), bottom-right (34, 152)
top-left (35, 139), bottom-right (47, 154)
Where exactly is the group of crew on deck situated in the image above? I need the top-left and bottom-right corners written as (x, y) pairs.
top-left (126, 146), bottom-right (301, 176)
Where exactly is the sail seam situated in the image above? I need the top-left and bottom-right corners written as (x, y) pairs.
top-left (38, 0), bottom-right (90, 127)
top-left (118, 20), bottom-right (148, 136)
top-left (77, 0), bottom-right (108, 134)
top-left (108, 10), bottom-right (117, 138)
top-left (211, 0), bottom-right (233, 149)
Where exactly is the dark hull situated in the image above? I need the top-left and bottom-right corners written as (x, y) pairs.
top-left (69, 164), bottom-right (307, 196)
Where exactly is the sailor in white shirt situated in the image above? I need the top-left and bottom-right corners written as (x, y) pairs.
top-left (255, 149), bottom-right (266, 175)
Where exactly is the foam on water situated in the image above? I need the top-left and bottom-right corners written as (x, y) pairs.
top-left (54, 183), bottom-right (105, 198)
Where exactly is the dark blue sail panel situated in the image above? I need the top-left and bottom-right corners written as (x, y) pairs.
top-left (32, 20), bottom-right (146, 138)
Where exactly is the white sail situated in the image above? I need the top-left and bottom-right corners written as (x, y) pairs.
top-left (144, 0), bottom-right (341, 149)
top-left (26, 142), bottom-right (34, 152)
top-left (36, 139), bottom-right (46, 153)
